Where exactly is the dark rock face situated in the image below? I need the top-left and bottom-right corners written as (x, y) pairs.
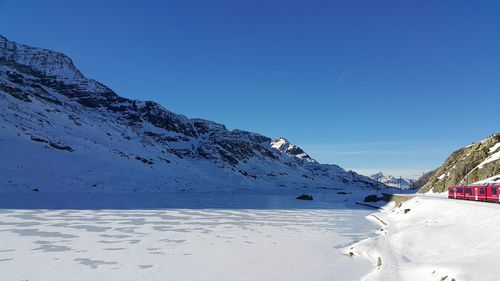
top-left (364, 194), bottom-right (380, 202)
top-left (336, 191), bottom-right (352, 195)
top-left (49, 142), bottom-right (74, 152)
top-left (296, 194), bottom-right (313, 200)
top-left (411, 169), bottom-right (437, 190)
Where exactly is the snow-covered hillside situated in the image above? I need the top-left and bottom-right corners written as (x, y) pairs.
top-left (0, 34), bottom-right (382, 193)
top-left (347, 196), bottom-right (500, 281)
top-left (370, 172), bottom-right (415, 190)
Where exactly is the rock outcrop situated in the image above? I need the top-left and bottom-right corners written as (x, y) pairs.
top-left (420, 133), bottom-right (500, 193)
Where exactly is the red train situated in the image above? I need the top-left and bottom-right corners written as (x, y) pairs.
top-left (448, 185), bottom-right (500, 202)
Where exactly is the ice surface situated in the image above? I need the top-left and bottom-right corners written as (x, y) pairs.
top-left (0, 193), bottom-right (378, 281)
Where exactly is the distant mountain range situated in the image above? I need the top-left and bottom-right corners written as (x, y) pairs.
top-left (369, 172), bottom-right (416, 190)
top-left (0, 34), bottom-right (385, 193)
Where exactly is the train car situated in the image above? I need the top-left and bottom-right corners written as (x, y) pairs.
top-left (463, 185), bottom-right (487, 201)
top-left (449, 184), bottom-right (500, 203)
top-left (448, 186), bottom-right (465, 199)
top-left (448, 186), bottom-right (453, 198)
top-left (486, 185), bottom-right (500, 203)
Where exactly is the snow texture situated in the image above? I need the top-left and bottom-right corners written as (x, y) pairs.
top-left (347, 196), bottom-right (500, 281)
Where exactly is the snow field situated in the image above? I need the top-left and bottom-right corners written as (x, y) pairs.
top-left (348, 196), bottom-right (500, 281)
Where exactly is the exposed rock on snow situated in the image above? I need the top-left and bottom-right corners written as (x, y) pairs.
top-left (296, 194), bottom-right (313, 200)
top-left (0, 34), bottom-right (383, 192)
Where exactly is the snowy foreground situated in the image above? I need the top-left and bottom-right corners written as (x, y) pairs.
top-left (349, 195), bottom-right (500, 281)
top-left (0, 192), bottom-right (378, 281)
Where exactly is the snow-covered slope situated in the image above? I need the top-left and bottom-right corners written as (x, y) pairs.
top-left (370, 172), bottom-right (415, 190)
top-left (0, 34), bottom-right (382, 193)
top-left (347, 196), bottom-right (500, 281)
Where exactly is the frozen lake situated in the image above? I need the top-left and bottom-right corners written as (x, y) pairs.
top-left (0, 192), bottom-right (377, 281)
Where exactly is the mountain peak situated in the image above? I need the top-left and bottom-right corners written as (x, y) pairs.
top-left (0, 34), bottom-right (117, 100)
top-left (370, 172), bottom-right (384, 180)
top-left (271, 138), bottom-right (315, 163)
top-left (0, 34), bottom-right (85, 81)
top-left (270, 137), bottom-right (289, 150)
top-left (370, 172), bottom-right (415, 190)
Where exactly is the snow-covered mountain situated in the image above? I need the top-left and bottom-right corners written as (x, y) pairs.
top-left (370, 172), bottom-right (415, 190)
top-left (0, 34), bottom-right (383, 193)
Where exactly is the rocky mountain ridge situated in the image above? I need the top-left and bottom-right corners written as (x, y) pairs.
top-left (0, 34), bottom-right (382, 193)
top-left (420, 133), bottom-right (500, 193)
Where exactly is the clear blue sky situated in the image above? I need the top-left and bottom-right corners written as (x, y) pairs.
top-left (1, 0), bottom-right (498, 178)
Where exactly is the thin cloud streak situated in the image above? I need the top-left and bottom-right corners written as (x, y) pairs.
top-left (301, 139), bottom-right (467, 157)
top-left (303, 139), bottom-right (468, 149)
top-left (298, 140), bottom-right (465, 179)
top-left (305, 149), bottom-right (446, 156)
top-left (336, 71), bottom-right (346, 85)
